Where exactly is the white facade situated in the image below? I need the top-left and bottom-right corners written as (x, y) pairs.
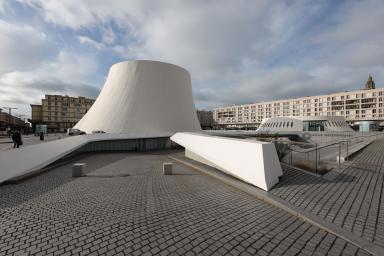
top-left (171, 132), bottom-right (283, 191)
top-left (256, 116), bottom-right (353, 134)
top-left (214, 87), bottom-right (384, 128)
top-left (75, 60), bottom-right (201, 136)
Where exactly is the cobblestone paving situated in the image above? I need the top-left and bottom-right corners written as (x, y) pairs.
top-left (272, 139), bottom-right (384, 247)
top-left (0, 151), bottom-right (371, 255)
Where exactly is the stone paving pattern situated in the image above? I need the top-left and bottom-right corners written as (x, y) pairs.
top-left (0, 151), bottom-right (371, 255)
top-left (272, 139), bottom-right (384, 247)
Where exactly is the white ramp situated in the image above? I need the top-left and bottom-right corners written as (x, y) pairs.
top-left (0, 133), bottom-right (170, 183)
top-left (171, 133), bottom-right (283, 191)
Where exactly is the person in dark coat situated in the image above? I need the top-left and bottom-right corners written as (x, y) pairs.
top-left (13, 131), bottom-right (22, 148)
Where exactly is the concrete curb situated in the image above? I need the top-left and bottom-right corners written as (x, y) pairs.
top-left (168, 154), bottom-right (384, 256)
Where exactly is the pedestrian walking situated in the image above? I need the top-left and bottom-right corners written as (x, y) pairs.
top-left (13, 131), bottom-right (22, 148)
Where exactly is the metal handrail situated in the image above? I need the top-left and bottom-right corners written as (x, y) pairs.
top-left (262, 132), bottom-right (382, 174)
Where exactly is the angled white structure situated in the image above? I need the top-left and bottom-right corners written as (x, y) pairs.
top-left (75, 60), bottom-right (201, 136)
top-left (171, 132), bottom-right (283, 191)
top-left (256, 116), bottom-right (354, 134)
top-left (0, 133), bottom-right (159, 183)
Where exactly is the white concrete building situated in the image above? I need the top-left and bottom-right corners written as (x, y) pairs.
top-left (171, 132), bottom-right (283, 191)
top-left (214, 76), bottom-right (383, 131)
top-left (256, 116), bottom-right (353, 134)
top-left (75, 60), bottom-right (201, 136)
top-left (1, 60), bottom-right (203, 183)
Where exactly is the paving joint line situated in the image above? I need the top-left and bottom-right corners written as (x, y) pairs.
top-left (168, 154), bottom-right (384, 256)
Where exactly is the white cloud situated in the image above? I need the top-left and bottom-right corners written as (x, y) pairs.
top-left (0, 49), bottom-right (100, 118)
top-left (77, 26), bottom-right (116, 50)
top-left (0, 19), bottom-right (55, 73)
top-left (78, 36), bottom-right (104, 50)
top-left (25, 0), bottom-right (310, 78)
top-left (0, 11), bottom-right (101, 117)
top-left (101, 25), bottom-right (116, 45)
top-left (7, 0), bottom-right (384, 112)
top-left (23, 0), bottom-right (150, 29)
top-left (0, 0), bottom-right (8, 13)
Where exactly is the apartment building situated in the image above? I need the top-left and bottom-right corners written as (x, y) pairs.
top-left (31, 95), bottom-right (95, 133)
top-left (196, 110), bottom-right (217, 130)
top-left (213, 76), bottom-right (383, 131)
top-left (0, 111), bottom-right (28, 135)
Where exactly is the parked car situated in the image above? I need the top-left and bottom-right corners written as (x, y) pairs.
top-left (68, 128), bottom-right (86, 136)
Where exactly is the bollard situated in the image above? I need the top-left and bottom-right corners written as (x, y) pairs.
top-left (163, 162), bottom-right (173, 175)
top-left (73, 163), bottom-right (86, 177)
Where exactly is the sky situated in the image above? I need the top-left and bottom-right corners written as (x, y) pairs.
top-left (0, 0), bottom-right (383, 119)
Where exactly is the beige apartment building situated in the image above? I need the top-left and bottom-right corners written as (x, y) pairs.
top-left (31, 94), bottom-right (95, 133)
top-left (213, 76), bottom-right (383, 131)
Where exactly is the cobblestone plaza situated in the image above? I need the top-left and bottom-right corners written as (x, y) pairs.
top-left (1, 141), bottom-right (383, 255)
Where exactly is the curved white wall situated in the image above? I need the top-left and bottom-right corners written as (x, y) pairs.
top-left (74, 60), bottom-right (201, 136)
top-left (257, 117), bottom-right (303, 133)
top-left (256, 116), bottom-right (353, 133)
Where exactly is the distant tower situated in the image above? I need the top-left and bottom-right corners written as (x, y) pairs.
top-left (365, 75), bottom-right (375, 90)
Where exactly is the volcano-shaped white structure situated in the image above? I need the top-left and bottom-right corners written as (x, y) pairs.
top-left (74, 60), bottom-right (201, 136)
